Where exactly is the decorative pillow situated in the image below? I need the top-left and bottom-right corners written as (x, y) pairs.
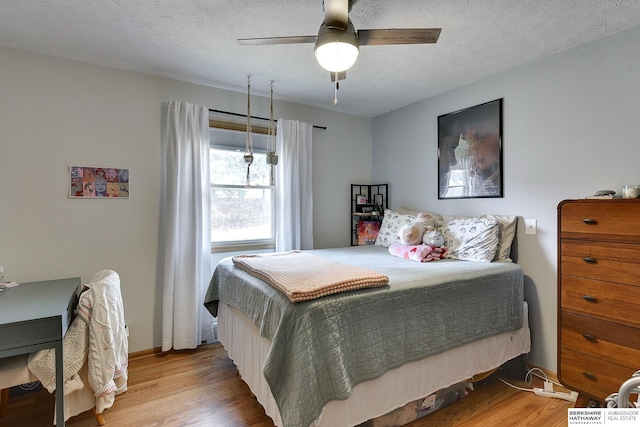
top-left (375, 210), bottom-right (417, 247)
top-left (442, 214), bottom-right (517, 262)
top-left (437, 217), bottom-right (500, 262)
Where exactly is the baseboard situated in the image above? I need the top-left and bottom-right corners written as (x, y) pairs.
top-left (129, 324), bottom-right (218, 361)
top-left (128, 341), bottom-right (220, 361)
top-left (128, 347), bottom-right (163, 360)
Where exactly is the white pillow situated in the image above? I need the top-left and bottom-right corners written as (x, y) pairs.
top-left (375, 210), bottom-right (417, 247)
top-left (437, 217), bottom-right (500, 262)
top-left (395, 206), bottom-right (421, 216)
top-left (396, 207), bottom-right (442, 220)
top-left (442, 215), bottom-right (517, 262)
top-left (484, 215), bottom-right (517, 262)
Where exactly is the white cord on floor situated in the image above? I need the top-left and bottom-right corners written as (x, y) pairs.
top-left (496, 366), bottom-right (562, 393)
top-left (526, 367), bottom-right (563, 388)
top-left (497, 375), bottom-right (535, 392)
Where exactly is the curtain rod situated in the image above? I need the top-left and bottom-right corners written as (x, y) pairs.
top-left (208, 108), bottom-right (326, 130)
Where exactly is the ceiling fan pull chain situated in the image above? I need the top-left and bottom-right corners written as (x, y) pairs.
top-left (334, 74), bottom-right (339, 106)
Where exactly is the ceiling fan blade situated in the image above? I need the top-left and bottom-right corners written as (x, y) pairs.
top-left (238, 35), bottom-right (317, 45)
top-left (358, 28), bottom-right (441, 46)
top-left (323, 0), bottom-right (349, 29)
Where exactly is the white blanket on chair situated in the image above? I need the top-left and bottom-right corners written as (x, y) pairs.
top-left (27, 314), bottom-right (89, 394)
top-left (27, 270), bottom-right (128, 422)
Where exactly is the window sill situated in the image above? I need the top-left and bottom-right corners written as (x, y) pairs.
top-left (211, 242), bottom-right (275, 253)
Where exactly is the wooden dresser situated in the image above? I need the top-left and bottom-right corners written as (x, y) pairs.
top-left (557, 199), bottom-right (640, 404)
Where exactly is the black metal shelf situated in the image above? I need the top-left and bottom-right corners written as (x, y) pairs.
top-left (351, 184), bottom-right (388, 246)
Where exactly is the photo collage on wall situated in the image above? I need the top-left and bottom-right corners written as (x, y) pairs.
top-left (69, 166), bottom-right (129, 198)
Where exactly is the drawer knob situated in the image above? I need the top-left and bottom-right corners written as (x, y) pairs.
top-left (582, 333), bottom-right (598, 342)
top-left (582, 372), bottom-right (597, 381)
top-left (582, 295), bottom-right (598, 303)
top-left (582, 257), bottom-right (597, 264)
top-left (582, 218), bottom-right (598, 225)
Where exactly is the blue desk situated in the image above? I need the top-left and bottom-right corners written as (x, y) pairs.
top-left (0, 277), bottom-right (80, 426)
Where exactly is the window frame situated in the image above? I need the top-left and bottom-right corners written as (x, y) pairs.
top-left (209, 120), bottom-right (276, 253)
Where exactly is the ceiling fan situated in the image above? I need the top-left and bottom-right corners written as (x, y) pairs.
top-left (238, 0), bottom-right (441, 99)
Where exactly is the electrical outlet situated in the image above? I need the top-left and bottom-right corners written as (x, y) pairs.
top-left (525, 219), bottom-right (537, 235)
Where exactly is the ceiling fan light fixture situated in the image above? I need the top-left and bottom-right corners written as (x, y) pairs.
top-left (314, 19), bottom-right (359, 72)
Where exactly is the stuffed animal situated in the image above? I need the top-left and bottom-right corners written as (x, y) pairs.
top-left (423, 226), bottom-right (445, 247)
top-left (397, 212), bottom-right (435, 245)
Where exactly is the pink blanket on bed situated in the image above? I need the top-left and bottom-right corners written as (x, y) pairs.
top-left (232, 251), bottom-right (389, 302)
top-left (388, 242), bottom-right (448, 262)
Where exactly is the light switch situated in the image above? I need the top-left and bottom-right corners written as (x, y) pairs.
top-left (525, 219), bottom-right (537, 235)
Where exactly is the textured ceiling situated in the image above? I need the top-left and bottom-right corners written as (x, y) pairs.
top-left (2, 0), bottom-right (640, 117)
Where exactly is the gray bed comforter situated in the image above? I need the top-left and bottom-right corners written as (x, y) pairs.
top-left (204, 245), bottom-right (524, 427)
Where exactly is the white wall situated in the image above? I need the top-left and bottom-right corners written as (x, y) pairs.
top-left (0, 46), bottom-right (371, 352)
top-left (6, 24), bottom-right (638, 370)
top-left (371, 25), bottom-right (640, 371)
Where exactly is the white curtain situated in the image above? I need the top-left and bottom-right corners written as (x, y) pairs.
top-left (161, 100), bottom-right (214, 351)
top-left (275, 119), bottom-right (314, 251)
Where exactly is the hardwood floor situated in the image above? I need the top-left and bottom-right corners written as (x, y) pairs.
top-left (0, 343), bottom-right (574, 427)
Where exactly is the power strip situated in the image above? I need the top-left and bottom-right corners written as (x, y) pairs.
top-left (533, 387), bottom-right (579, 403)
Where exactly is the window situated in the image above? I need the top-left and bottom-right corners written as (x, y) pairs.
top-left (209, 126), bottom-right (275, 251)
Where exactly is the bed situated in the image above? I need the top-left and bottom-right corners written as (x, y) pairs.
top-left (204, 241), bottom-right (530, 427)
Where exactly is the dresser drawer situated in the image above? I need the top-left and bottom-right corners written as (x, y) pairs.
top-left (559, 200), bottom-right (640, 243)
top-left (560, 311), bottom-right (640, 366)
top-left (559, 347), bottom-right (636, 400)
top-left (560, 277), bottom-right (640, 327)
top-left (560, 240), bottom-right (640, 287)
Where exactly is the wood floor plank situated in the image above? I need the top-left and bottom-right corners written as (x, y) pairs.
top-left (0, 343), bottom-right (573, 427)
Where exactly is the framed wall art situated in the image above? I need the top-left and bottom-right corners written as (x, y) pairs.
top-left (69, 166), bottom-right (129, 198)
top-left (437, 99), bottom-right (503, 199)
top-left (356, 194), bottom-right (367, 205)
top-left (373, 194), bottom-right (384, 209)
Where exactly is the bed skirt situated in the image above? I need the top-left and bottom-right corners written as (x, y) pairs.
top-left (218, 301), bottom-right (531, 427)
